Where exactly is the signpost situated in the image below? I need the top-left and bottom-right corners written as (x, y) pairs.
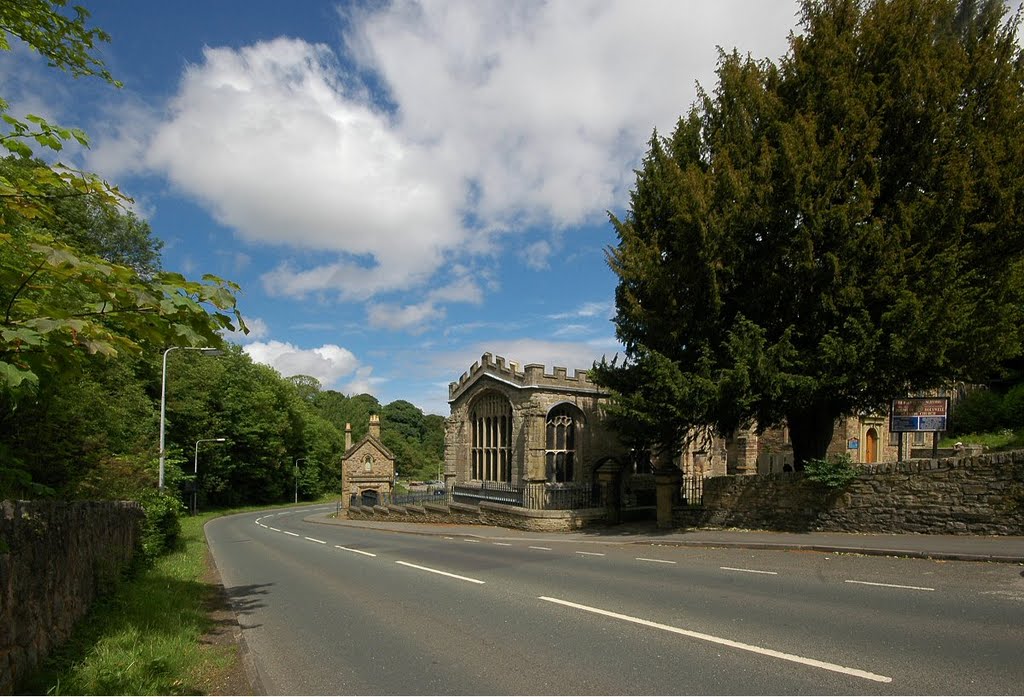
top-left (890, 397), bottom-right (949, 460)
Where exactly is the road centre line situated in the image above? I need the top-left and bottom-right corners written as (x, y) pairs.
top-left (493, 542), bottom-right (512, 546)
top-left (637, 557), bottom-right (677, 564)
top-left (444, 536), bottom-right (455, 540)
top-left (284, 531), bottom-right (300, 537)
top-left (845, 580), bottom-right (935, 591)
top-left (538, 596), bottom-right (892, 683)
top-left (721, 566), bottom-right (778, 575)
top-left (335, 545), bottom-right (376, 557)
top-left (395, 561), bottom-right (486, 584)
top-left (305, 536), bottom-right (326, 544)
top-left (463, 539), bottom-right (480, 543)
top-left (269, 527), bottom-right (281, 532)
top-left (576, 551), bottom-right (605, 556)
top-left (529, 546), bottom-right (552, 551)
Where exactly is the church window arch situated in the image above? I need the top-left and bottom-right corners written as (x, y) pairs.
top-left (471, 392), bottom-right (513, 482)
top-left (546, 404), bottom-right (583, 483)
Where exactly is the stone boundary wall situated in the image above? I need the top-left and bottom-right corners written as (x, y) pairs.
top-left (346, 500), bottom-right (607, 532)
top-left (676, 450), bottom-right (1024, 535)
top-left (0, 500), bottom-right (144, 694)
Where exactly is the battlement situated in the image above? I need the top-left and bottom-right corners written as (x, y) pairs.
top-left (448, 352), bottom-right (597, 401)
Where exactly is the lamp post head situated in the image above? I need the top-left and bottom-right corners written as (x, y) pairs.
top-left (199, 347), bottom-right (224, 356)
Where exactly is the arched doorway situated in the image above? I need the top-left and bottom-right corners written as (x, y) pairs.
top-left (865, 428), bottom-right (878, 464)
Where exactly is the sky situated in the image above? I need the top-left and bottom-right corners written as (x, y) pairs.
top-left (3, 0), bottom-right (801, 416)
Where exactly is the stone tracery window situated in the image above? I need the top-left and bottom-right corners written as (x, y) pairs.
top-left (546, 405), bottom-right (581, 483)
top-left (471, 392), bottom-right (513, 482)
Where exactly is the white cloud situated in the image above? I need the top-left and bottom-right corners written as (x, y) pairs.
top-left (243, 340), bottom-right (361, 388)
top-left (366, 300), bottom-right (444, 333)
top-left (223, 316), bottom-right (270, 343)
top-left (548, 300), bottom-right (614, 320)
top-left (522, 240), bottom-right (552, 271)
top-left (84, 1), bottom-right (797, 308)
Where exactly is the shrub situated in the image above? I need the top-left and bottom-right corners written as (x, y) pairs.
top-left (949, 388), bottom-right (1004, 435)
top-left (135, 490), bottom-right (184, 565)
top-left (803, 453), bottom-right (859, 489)
top-left (1001, 384), bottom-right (1024, 430)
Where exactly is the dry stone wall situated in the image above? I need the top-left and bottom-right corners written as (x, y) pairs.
top-left (0, 500), bottom-right (143, 694)
top-left (676, 450), bottom-right (1024, 535)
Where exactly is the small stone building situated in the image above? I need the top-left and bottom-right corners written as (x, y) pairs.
top-left (341, 414), bottom-right (395, 507)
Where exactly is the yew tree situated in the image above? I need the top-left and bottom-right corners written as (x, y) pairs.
top-left (594, 0), bottom-right (1024, 467)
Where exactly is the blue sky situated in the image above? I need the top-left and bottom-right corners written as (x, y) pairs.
top-left (4, 0), bottom-right (800, 415)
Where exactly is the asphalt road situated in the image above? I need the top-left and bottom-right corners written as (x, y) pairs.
top-left (206, 506), bottom-right (1024, 695)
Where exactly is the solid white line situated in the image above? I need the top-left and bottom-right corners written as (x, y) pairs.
top-left (637, 557), bottom-right (677, 564)
top-left (395, 561), bottom-right (485, 584)
top-left (721, 566), bottom-right (778, 575)
top-left (845, 580), bottom-right (935, 591)
top-left (538, 596), bottom-right (892, 683)
top-left (335, 545), bottom-right (376, 557)
top-left (269, 527), bottom-right (281, 532)
top-left (283, 531), bottom-right (300, 537)
top-left (493, 542), bottom-right (512, 546)
top-left (305, 536), bottom-right (326, 544)
top-left (529, 546), bottom-right (552, 551)
top-left (576, 551), bottom-right (605, 556)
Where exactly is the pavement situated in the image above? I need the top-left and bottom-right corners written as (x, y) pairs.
top-left (309, 514), bottom-right (1024, 564)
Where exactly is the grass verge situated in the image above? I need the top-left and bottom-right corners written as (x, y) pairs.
top-left (19, 495), bottom-right (343, 695)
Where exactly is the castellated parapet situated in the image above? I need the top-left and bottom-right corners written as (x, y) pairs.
top-left (448, 352), bottom-right (601, 402)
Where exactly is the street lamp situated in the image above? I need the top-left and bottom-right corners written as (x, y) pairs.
top-left (294, 457), bottom-right (307, 504)
top-left (158, 346), bottom-right (223, 491)
top-left (193, 438), bottom-right (227, 515)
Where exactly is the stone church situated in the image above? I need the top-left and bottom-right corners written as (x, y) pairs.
top-left (444, 352), bottom-right (917, 493)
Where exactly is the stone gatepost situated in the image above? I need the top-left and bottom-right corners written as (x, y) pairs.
top-left (595, 458), bottom-right (624, 525)
top-left (654, 467), bottom-right (682, 529)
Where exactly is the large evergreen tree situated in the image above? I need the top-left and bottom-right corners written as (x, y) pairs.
top-left (594, 0), bottom-right (1024, 467)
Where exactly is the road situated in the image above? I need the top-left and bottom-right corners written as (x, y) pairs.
top-left (206, 506), bottom-right (1024, 695)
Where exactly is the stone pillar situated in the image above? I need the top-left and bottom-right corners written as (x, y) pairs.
top-left (345, 423), bottom-right (352, 450)
top-left (596, 465), bottom-right (623, 525)
top-left (369, 414), bottom-right (381, 439)
top-left (654, 467), bottom-right (682, 529)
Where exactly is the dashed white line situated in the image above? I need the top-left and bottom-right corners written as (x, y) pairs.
top-left (576, 551), bottom-right (605, 557)
top-left (335, 545), bottom-right (376, 557)
top-left (721, 566), bottom-right (778, 575)
top-left (305, 536), bottom-right (326, 544)
top-left (529, 546), bottom-right (552, 551)
top-left (845, 580), bottom-right (934, 591)
top-left (637, 557), bottom-right (677, 564)
top-left (444, 536), bottom-right (455, 540)
top-left (283, 531), bottom-right (300, 537)
top-left (493, 542), bottom-right (512, 546)
top-left (269, 527), bottom-right (281, 532)
top-left (463, 539), bottom-right (480, 543)
top-left (395, 561), bottom-right (485, 584)
top-left (538, 596), bottom-right (891, 683)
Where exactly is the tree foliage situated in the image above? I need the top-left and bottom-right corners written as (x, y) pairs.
top-left (594, 0), bottom-right (1024, 467)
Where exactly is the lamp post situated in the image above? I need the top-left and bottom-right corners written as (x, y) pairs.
top-left (294, 457), bottom-right (307, 504)
top-left (158, 346), bottom-right (223, 491)
top-left (193, 438), bottom-right (227, 515)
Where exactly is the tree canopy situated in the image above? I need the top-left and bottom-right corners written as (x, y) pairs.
top-left (593, 0), bottom-right (1024, 467)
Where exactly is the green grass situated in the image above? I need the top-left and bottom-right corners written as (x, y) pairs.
top-left (939, 429), bottom-right (1024, 451)
top-left (20, 495), bottom-right (345, 695)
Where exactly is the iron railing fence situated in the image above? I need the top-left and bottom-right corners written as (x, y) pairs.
top-left (523, 481), bottom-right (600, 509)
top-left (452, 480), bottom-right (524, 506)
top-left (388, 488), bottom-right (453, 506)
top-left (680, 475), bottom-right (704, 506)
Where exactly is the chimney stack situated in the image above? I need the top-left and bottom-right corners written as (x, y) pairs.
top-left (345, 423), bottom-right (352, 450)
top-left (369, 414), bottom-right (381, 439)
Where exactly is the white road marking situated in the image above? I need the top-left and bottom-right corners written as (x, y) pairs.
top-left (845, 580), bottom-right (934, 591)
top-left (395, 561), bottom-right (485, 584)
top-left (637, 557), bottom-right (677, 564)
top-left (284, 531), bottom-right (300, 537)
top-left (529, 546), bottom-right (552, 551)
top-left (721, 566), bottom-right (778, 575)
top-left (493, 542), bottom-right (512, 546)
top-left (269, 527), bottom-right (281, 532)
top-left (444, 536), bottom-right (455, 540)
top-left (538, 596), bottom-right (892, 683)
top-left (576, 551), bottom-right (605, 557)
top-left (305, 536), bottom-right (326, 544)
top-left (463, 539), bottom-right (480, 543)
top-left (335, 545), bottom-right (376, 557)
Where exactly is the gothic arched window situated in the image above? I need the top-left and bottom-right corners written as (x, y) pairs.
top-left (471, 392), bottom-right (513, 482)
top-left (546, 405), bottom-right (582, 483)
